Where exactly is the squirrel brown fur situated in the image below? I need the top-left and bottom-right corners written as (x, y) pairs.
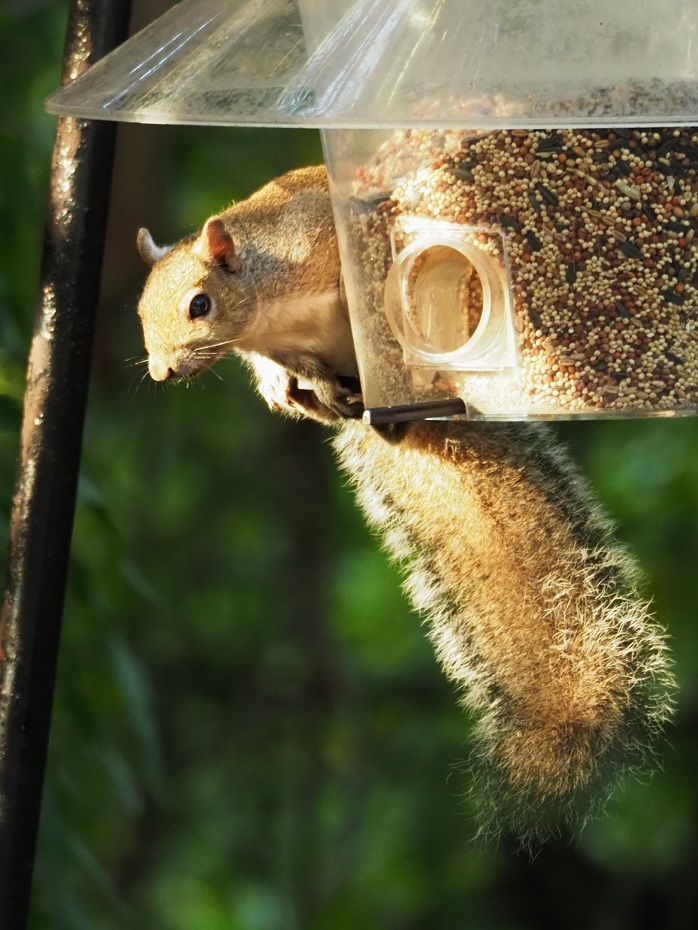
top-left (136, 166), bottom-right (674, 840)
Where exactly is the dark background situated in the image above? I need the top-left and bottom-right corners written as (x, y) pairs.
top-left (2, 2), bottom-right (698, 927)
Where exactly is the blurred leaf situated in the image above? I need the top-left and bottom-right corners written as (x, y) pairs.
top-left (108, 634), bottom-right (164, 798)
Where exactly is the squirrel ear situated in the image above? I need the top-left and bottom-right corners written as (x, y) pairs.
top-left (196, 217), bottom-right (242, 271)
top-left (137, 228), bottom-right (172, 266)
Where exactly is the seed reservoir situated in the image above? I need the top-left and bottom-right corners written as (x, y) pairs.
top-left (327, 126), bottom-right (698, 418)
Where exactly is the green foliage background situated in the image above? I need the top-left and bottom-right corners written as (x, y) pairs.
top-left (3, 2), bottom-right (698, 927)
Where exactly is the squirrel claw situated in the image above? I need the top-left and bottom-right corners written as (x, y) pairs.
top-left (285, 374), bottom-right (363, 424)
top-left (313, 377), bottom-right (364, 421)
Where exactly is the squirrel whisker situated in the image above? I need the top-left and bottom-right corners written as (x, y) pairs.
top-left (195, 338), bottom-right (243, 352)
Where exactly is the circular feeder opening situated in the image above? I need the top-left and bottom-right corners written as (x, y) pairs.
top-left (404, 244), bottom-right (486, 353)
top-left (384, 223), bottom-right (516, 372)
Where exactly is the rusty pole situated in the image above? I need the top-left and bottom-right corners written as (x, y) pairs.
top-left (0, 1), bottom-right (132, 925)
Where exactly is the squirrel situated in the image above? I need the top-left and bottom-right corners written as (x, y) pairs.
top-left (136, 165), bottom-right (675, 840)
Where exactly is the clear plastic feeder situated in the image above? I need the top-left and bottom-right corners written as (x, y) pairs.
top-left (324, 123), bottom-right (698, 420)
top-left (46, 0), bottom-right (698, 420)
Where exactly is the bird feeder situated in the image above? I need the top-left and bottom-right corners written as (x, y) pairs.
top-left (46, 0), bottom-right (698, 421)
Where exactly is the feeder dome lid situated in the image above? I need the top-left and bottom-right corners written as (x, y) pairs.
top-left (46, 0), bottom-right (698, 128)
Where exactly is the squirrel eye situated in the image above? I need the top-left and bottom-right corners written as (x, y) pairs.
top-left (188, 293), bottom-right (211, 320)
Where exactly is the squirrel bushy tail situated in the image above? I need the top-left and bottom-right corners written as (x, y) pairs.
top-left (334, 418), bottom-right (674, 840)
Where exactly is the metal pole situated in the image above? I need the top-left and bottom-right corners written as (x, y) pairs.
top-left (0, 1), bottom-right (132, 925)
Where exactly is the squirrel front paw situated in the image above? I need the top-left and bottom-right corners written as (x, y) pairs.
top-left (248, 353), bottom-right (363, 424)
top-left (311, 374), bottom-right (364, 422)
top-left (286, 374), bottom-right (363, 424)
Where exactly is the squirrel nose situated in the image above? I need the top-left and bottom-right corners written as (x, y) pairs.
top-left (148, 358), bottom-right (177, 381)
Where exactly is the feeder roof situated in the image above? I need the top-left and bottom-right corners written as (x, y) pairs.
top-left (46, 0), bottom-right (698, 128)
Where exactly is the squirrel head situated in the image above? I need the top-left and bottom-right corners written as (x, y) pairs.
top-left (137, 217), bottom-right (251, 382)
